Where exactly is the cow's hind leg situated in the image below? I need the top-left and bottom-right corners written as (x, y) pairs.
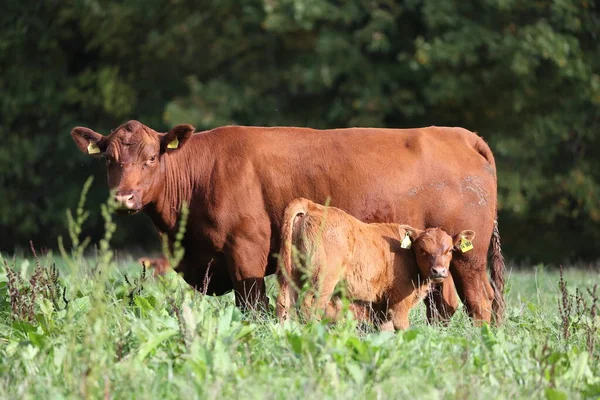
top-left (451, 254), bottom-right (494, 325)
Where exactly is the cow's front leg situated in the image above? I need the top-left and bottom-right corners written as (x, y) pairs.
top-left (177, 252), bottom-right (232, 296)
top-left (225, 220), bottom-right (271, 311)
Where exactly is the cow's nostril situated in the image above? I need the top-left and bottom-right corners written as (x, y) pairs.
top-left (432, 267), bottom-right (448, 277)
top-left (114, 192), bottom-right (136, 209)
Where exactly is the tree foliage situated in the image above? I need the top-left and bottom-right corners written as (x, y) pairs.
top-left (0, 0), bottom-right (598, 262)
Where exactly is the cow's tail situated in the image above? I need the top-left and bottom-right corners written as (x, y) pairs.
top-left (473, 133), bottom-right (506, 324)
top-left (276, 198), bottom-right (309, 322)
top-left (490, 218), bottom-right (506, 325)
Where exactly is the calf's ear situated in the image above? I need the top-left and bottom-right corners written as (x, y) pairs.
top-left (71, 127), bottom-right (107, 157)
top-left (453, 230), bottom-right (476, 249)
top-left (398, 225), bottom-right (424, 240)
top-left (160, 124), bottom-right (195, 153)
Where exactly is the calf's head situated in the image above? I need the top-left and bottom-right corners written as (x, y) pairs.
top-left (71, 120), bottom-right (194, 213)
top-left (399, 226), bottom-right (476, 283)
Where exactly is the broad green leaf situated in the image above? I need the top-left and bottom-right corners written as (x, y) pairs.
top-left (135, 329), bottom-right (178, 362)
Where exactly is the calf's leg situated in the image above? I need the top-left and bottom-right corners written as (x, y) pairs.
top-left (424, 274), bottom-right (459, 325)
top-left (276, 265), bottom-right (301, 322)
top-left (298, 250), bottom-right (346, 321)
top-left (276, 279), bottom-right (292, 322)
top-left (301, 270), bottom-right (342, 321)
top-left (387, 282), bottom-right (430, 330)
top-left (388, 300), bottom-right (412, 331)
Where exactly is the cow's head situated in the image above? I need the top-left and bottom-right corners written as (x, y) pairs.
top-left (71, 120), bottom-right (194, 213)
top-left (399, 226), bottom-right (476, 283)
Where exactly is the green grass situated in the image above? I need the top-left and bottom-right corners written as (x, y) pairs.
top-left (1, 253), bottom-right (599, 400)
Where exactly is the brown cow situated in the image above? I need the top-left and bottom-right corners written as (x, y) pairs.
top-left (276, 198), bottom-right (474, 330)
top-left (70, 120), bottom-right (504, 324)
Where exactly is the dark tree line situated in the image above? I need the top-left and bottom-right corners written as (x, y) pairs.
top-left (1, 0), bottom-right (598, 262)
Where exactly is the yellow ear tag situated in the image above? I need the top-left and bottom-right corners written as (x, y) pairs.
top-left (460, 237), bottom-right (474, 253)
top-left (87, 142), bottom-right (101, 154)
top-left (167, 138), bottom-right (179, 149)
top-left (400, 233), bottom-right (412, 249)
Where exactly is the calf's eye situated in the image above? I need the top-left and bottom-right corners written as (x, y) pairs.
top-left (149, 155), bottom-right (157, 163)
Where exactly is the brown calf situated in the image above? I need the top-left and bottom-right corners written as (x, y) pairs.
top-left (276, 198), bottom-right (475, 330)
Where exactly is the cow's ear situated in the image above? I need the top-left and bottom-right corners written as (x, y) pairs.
top-left (71, 127), bottom-right (108, 157)
top-left (160, 124), bottom-right (194, 153)
top-left (453, 230), bottom-right (476, 250)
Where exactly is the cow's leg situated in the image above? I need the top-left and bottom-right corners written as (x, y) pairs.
top-left (451, 255), bottom-right (494, 325)
top-left (177, 252), bottom-right (234, 296)
top-left (226, 222), bottom-right (271, 311)
top-left (424, 275), bottom-right (459, 325)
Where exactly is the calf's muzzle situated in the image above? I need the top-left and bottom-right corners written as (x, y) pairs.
top-left (430, 266), bottom-right (449, 282)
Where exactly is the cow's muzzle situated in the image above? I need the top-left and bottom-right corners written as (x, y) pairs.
top-left (430, 266), bottom-right (449, 282)
top-left (114, 190), bottom-right (139, 211)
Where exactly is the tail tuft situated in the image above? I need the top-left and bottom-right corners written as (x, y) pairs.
top-left (490, 219), bottom-right (506, 325)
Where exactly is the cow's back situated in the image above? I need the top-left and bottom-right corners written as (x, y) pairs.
top-left (228, 127), bottom-right (491, 246)
top-left (185, 125), bottom-right (496, 275)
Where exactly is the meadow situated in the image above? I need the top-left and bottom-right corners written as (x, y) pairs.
top-left (1, 250), bottom-right (599, 399)
top-left (0, 192), bottom-right (599, 399)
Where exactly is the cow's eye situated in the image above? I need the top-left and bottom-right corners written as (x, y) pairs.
top-left (149, 155), bottom-right (157, 163)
